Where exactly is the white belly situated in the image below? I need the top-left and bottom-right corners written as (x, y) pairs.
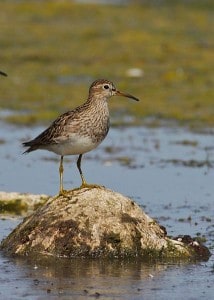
top-left (46, 135), bottom-right (99, 156)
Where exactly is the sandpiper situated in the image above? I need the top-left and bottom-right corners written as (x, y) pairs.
top-left (23, 79), bottom-right (139, 195)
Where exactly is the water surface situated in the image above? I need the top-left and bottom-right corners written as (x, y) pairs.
top-left (0, 122), bottom-right (213, 299)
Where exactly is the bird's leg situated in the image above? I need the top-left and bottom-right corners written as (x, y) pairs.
top-left (76, 154), bottom-right (104, 190)
top-left (58, 155), bottom-right (68, 196)
top-left (77, 154), bottom-right (88, 187)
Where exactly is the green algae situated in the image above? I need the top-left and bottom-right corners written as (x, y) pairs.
top-left (0, 1), bottom-right (213, 127)
top-left (0, 197), bottom-right (48, 216)
top-left (0, 199), bottom-right (28, 215)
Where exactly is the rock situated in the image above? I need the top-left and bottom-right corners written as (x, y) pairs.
top-left (0, 187), bottom-right (210, 260)
top-left (0, 191), bottom-right (49, 215)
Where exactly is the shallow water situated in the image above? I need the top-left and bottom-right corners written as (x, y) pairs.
top-left (0, 122), bottom-right (213, 299)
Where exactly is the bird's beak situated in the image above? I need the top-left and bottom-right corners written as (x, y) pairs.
top-left (115, 90), bottom-right (139, 101)
top-left (0, 71), bottom-right (7, 77)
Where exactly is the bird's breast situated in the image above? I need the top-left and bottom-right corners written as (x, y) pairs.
top-left (47, 106), bottom-right (110, 156)
top-left (47, 135), bottom-right (98, 156)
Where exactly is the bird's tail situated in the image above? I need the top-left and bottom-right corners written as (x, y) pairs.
top-left (22, 142), bottom-right (37, 154)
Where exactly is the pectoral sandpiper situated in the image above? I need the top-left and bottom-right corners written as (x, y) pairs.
top-left (23, 79), bottom-right (139, 195)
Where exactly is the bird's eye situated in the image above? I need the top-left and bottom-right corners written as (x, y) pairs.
top-left (104, 85), bottom-right (109, 89)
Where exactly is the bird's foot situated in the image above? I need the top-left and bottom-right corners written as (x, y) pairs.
top-left (57, 189), bottom-right (71, 198)
top-left (81, 182), bottom-right (104, 189)
top-left (72, 182), bottom-right (104, 192)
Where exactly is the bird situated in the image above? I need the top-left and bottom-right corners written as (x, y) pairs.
top-left (23, 79), bottom-right (139, 196)
top-left (0, 71), bottom-right (7, 77)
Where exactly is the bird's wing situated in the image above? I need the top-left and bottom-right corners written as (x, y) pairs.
top-left (29, 109), bottom-right (83, 146)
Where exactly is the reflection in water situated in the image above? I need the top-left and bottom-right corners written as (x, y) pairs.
top-left (2, 254), bottom-right (172, 299)
top-left (1, 253), bottom-right (212, 300)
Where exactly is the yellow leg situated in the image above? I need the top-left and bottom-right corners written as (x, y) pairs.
top-left (58, 155), bottom-right (68, 196)
top-left (77, 154), bottom-right (87, 187)
top-left (76, 154), bottom-right (103, 189)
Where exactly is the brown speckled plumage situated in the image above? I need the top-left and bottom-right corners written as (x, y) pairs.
top-left (23, 79), bottom-right (139, 195)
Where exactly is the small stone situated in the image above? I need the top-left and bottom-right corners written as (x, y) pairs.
top-left (126, 68), bottom-right (144, 78)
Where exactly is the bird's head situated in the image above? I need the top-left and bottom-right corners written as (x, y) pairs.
top-left (89, 79), bottom-right (139, 102)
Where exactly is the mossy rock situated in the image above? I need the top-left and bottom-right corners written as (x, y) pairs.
top-left (0, 192), bottom-right (49, 215)
top-left (0, 188), bottom-right (210, 261)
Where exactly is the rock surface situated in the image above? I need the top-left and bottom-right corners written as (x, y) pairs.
top-left (0, 187), bottom-right (210, 260)
top-left (0, 191), bottom-right (49, 215)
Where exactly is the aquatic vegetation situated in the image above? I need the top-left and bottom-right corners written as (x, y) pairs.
top-left (0, 1), bottom-right (213, 127)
